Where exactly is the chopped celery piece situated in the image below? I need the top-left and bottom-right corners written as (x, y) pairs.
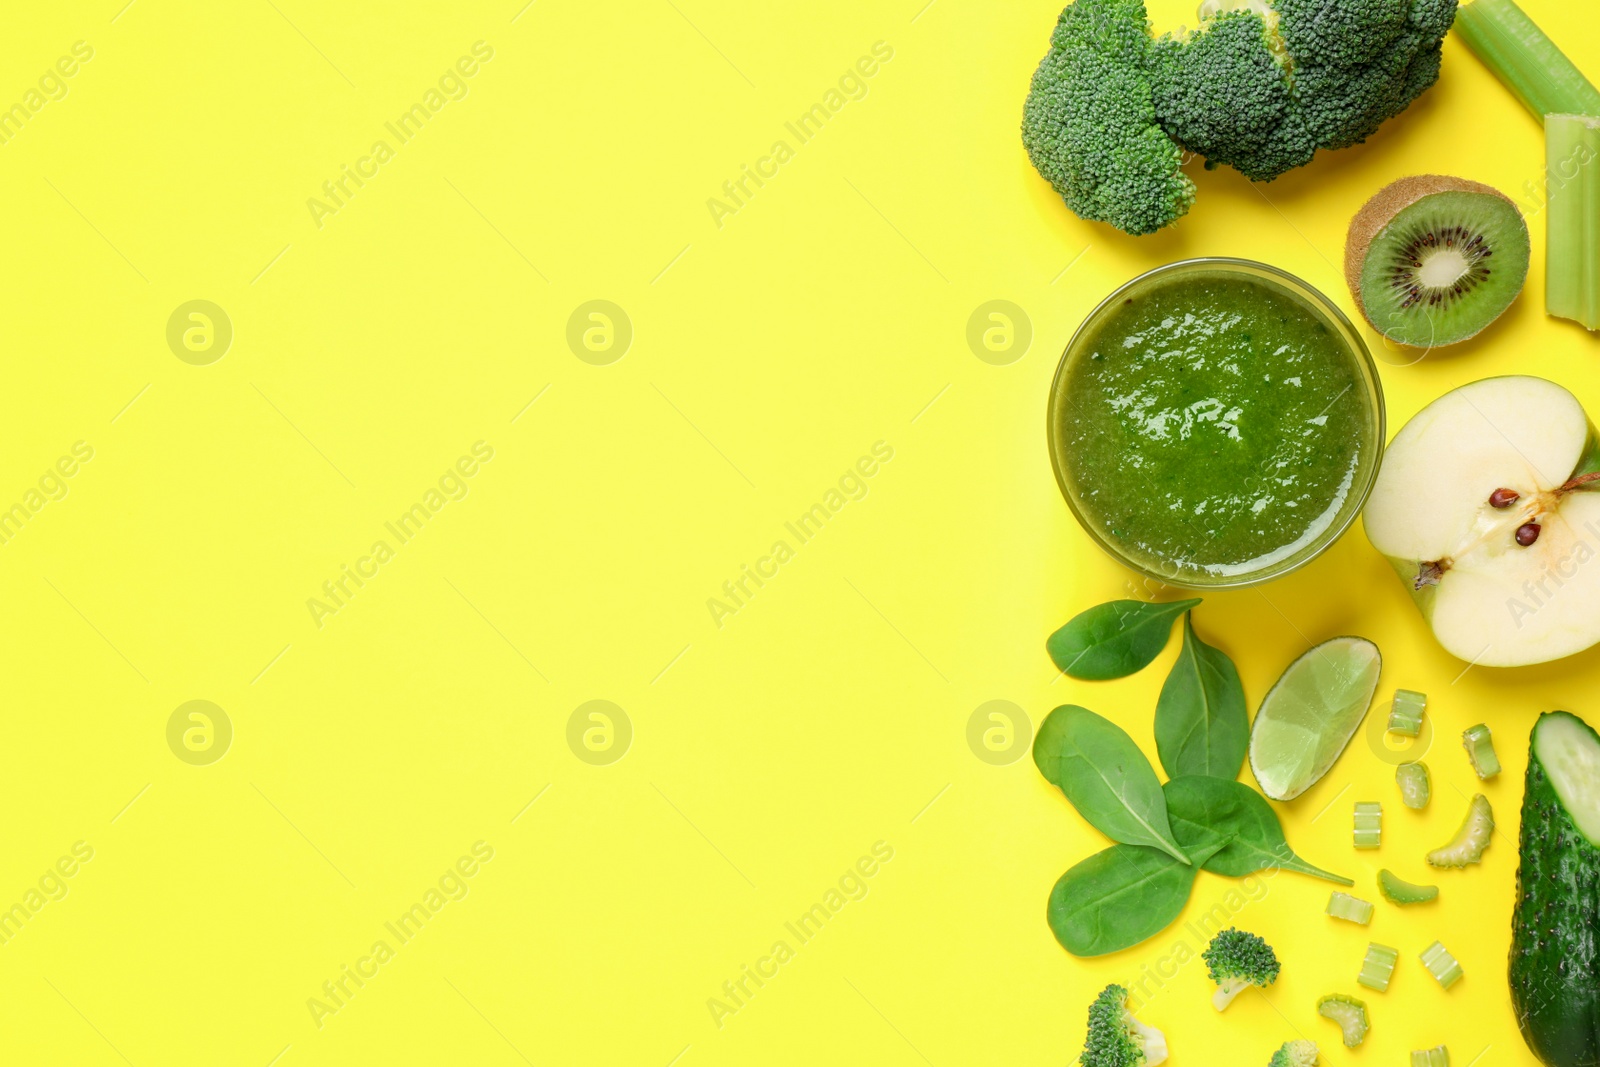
top-left (1547, 114), bottom-right (1600, 332)
top-left (1357, 942), bottom-right (1399, 991)
top-left (1420, 941), bottom-right (1464, 989)
top-left (1396, 761), bottom-right (1431, 809)
top-left (1378, 869), bottom-right (1439, 905)
top-left (1388, 690), bottom-right (1426, 737)
top-left (1316, 994), bottom-right (1370, 1048)
top-left (1427, 794), bottom-right (1494, 868)
top-left (1454, 0), bottom-right (1600, 121)
top-left (1326, 891), bottom-right (1375, 925)
top-left (1462, 724), bottom-right (1502, 779)
top-left (1412, 1047), bottom-right (1450, 1067)
top-left (1354, 802), bottom-right (1382, 849)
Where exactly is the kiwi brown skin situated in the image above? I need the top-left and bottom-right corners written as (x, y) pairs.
top-left (1344, 174), bottom-right (1520, 339)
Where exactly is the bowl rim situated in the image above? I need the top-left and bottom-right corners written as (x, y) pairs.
top-left (1046, 256), bottom-right (1386, 591)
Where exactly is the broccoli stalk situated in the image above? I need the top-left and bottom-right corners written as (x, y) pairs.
top-left (1082, 984), bottom-right (1169, 1067)
top-left (1202, 928), bottom-right (1281, 1011)
top-left (1269, 1040), bottom-right (1320, 1067)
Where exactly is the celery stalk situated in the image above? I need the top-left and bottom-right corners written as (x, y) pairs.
top-left (1547, 114), bottom-right (1600, 331)
top-left (1420, 941), bottom-right (1464, 989)
top-left (1354, 802), bottom-right (1382, 849)
top-left (1396, 762), bottom-right (1431, 810)
top-left (1388, 689), bottom-right (1426, 737)
top-left (1358, 942), bottom-right (1399, 991)
top-left (1327, 892), bottom-right (1375, 925)
top-left (1462, 723), bottom-right (1502, 779)
top-left (1455, 0), bottom-right (1600, 121)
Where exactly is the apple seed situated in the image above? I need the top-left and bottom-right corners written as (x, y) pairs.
top-left (1516, 522), bottom-right (1541, 547)
top-left (1489, 488), bottom-right (1520, 508)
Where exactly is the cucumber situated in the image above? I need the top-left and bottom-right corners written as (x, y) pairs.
top-left (1510, 711), bottom-right (1600, 1067)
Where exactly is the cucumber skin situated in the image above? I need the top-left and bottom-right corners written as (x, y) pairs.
top-left (1510, 712), bottom-right (1600, 1067)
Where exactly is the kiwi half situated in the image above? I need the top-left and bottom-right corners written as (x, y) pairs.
top-left (1345, 175), bottom-right (1530, 348)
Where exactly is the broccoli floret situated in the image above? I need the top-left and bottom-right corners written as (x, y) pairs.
top-left (1082, 984), bottom-right (1169, 1067)
top-left (1274, 0), bottom-right (1409, 68)
top-left (1202, 928), bottom-right (1282, 1010)
top-left (1021, 0), bottom-right (1195, 235)
top-left (1148, 11), bottom-right (1316, 180)
top-left (1272, 0), bottom-right (1453, 153)
top-left (1269, 1040), bottom-right (1320, 1067)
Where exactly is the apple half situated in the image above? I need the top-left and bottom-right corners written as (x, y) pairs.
top-left (1364, 376), bottom-right (1600, 668)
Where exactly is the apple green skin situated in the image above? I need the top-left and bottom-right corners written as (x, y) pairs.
top-left (1374, 408), bottom-right (1600, 636)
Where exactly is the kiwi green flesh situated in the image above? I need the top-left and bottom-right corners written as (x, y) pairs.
top-left (1357, 189), bottom-right (1530, 347)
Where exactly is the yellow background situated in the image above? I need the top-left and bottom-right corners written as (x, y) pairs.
top-left (0, 0), bottom-right (1591, 1063)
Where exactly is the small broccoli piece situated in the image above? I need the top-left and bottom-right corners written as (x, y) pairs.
top-left (1317, 994), bottom-right (1371, 1047)
top-left (1269, 1040), bottom-right (1320, 1067)
top-left (1022, 0), bottom-right (1195, 236)
top-left (1202, 928), bottom-right (1281, 1010)
top-left (1082, 984), bottom-right (1169, 1067)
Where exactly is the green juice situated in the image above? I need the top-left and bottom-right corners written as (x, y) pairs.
top-left (1057, 272), bottom-right (1376, 583)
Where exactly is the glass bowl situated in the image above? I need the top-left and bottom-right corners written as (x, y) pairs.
top-left (1047, 258), bottom-right (1385, 590)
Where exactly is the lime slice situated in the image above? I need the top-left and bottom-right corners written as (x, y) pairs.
top-left (1249, 636), bottom-right (1382, 801)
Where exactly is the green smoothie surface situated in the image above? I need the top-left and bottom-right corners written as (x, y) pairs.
top-left (1058, 273), bottom-right (1373, 581)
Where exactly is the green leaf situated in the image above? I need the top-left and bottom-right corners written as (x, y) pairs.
top-left (1047, 839), bottom-right (1228, 957)
top-left (1162, 775), bottom-right (1353, 885)
top-left (1033, 705), bottom-right (1190, 864)
top-left (1155, 614), bottom-right (1249, 780)
top-left (1046, 598), bottom-right (1202, 680)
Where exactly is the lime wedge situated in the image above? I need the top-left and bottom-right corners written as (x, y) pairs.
top-left (1249, 636), bottom-right (1382, 801)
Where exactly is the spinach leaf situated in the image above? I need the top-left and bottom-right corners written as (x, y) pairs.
top-left (1162, 775), bottom-right (1352, 885)
top-left (1047, 839), bottom-right (1228, 957)
top-left (1047, 598), bottom-right (1203, 680)
top-left (1155, 614), bottom-right (1248, 780)
top-left (1032, 705), bottom-right (1189, 864)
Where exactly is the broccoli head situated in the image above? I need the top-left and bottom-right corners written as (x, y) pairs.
top-left (1021, 0), bottom-right (1196, 236)
top-left (1082, 984), bottom-right (1169, 1067)
top-left (1202, 928), bottom-right (1281, 1010)
top-left (1268, 1040), bottom-right (1320, 1067)
top-left (1022, 0), bottom-right (1459, 233)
